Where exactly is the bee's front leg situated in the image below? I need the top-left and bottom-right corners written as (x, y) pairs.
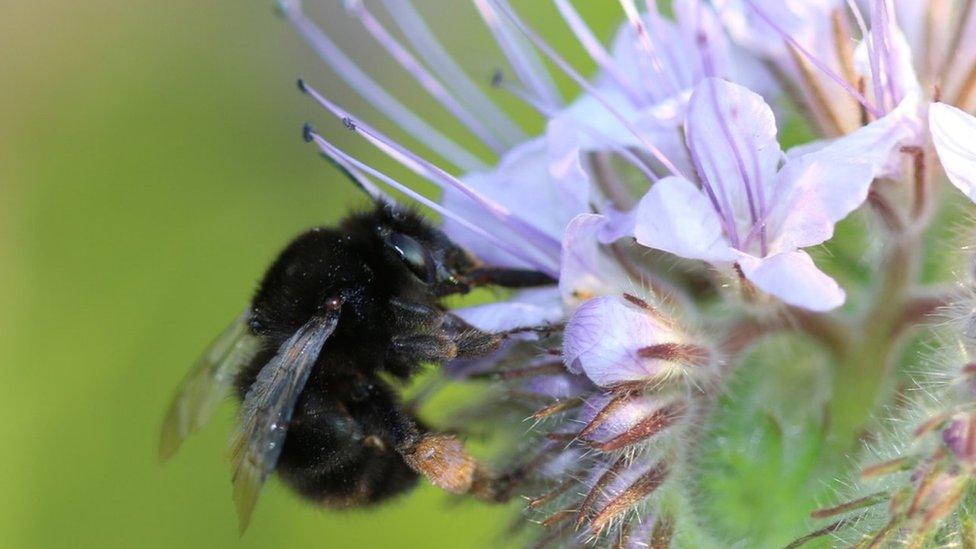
top-left (387, 300), bottom-right (502, 371)
top-left (441, 313), bottom-right (502, 358)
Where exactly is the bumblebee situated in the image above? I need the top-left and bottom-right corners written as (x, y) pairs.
top-left (159, 198), bottom-right (552, 531)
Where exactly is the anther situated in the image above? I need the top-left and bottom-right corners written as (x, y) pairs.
top-left (301, 122), bottom-right (316, 143)
top-left (296, 78), bottom-right (308, 94)
top-left (342, 117), bottom-right (357, 130)
top-left (490, 69), bottom-right (504, 88)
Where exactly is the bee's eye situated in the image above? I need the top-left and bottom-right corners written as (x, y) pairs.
top-left (386, 233), bottom-right (435, 283)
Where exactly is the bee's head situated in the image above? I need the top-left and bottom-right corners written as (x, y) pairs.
top-left (357, 202), bottom-right (478, 297)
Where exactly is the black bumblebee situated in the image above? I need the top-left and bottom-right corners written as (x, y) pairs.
top-left (159, 197), bottom-right (553, 532)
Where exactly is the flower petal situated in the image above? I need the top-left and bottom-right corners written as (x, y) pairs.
top-left (768, 98), bottom-right (916, 251)
top-left (562, 295), bottom-right (684, 386)
top-left (559, 214), bottom-right (631, 305)
top-left (441, 137), bottom-right (586, 268)
top-left (737, 250), bottom-right (845, 311)
top-left (930, 102), bottom-right (976, 203)
top-left (556, 88), bottom-right (642, 150)
top-left (452, 287), bottom-right (564, 333)
top-left (685, 78), bottom-right (783, 240)
top-left (632, 176), bottom-right (737, 262)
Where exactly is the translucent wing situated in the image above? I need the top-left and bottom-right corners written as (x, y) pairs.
top-left (228, 302), bottom-right (341, 533)
top-left (159, 309), bottom-right (260, 462)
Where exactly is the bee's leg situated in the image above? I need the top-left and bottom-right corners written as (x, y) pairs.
top-left (441, 313), bottom-right (502, 358)
top-left (396, 432), bottom-right (477, 495)
top-left (465, 267), bottom-right (556, 289)
top-left (389, 333), bottom-right (457, 363)
top-left (391, 411), bottom-right (525, 503)
top-left (389, 297), bottom-right (444, 331)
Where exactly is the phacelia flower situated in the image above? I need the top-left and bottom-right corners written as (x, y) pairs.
top-left (620, 77), bottom-right (908, 311)
top-left (270, 0), bottom-right (976, 547)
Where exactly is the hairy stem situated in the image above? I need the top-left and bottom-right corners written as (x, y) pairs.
top-left (825, 232), bottom-right (922, 454)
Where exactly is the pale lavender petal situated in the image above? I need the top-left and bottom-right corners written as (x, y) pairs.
top-left (737, 250), bottom-right (845, 311)
top-left (441, 137), bottom-right (586, 268)
top-left (685, 78), bottom-right (782, 245)
top-left (559, 214), bottom-right (631, 305)
top-left (556, 89), bottom-right (642, 150)
top-left (545, 116), bottom-right (596, 208)
top-left (767, 102), bottom-right (913, 251)
top-left (632, 176), bottom-right (737, 263)
top-left (930, 102), bottom-right (976, 203)
top-left (521, 373), bottom-right (594, 401)
top-left (563, 295), bottom-right (684, 386)
top-left (453, 288), bottom-right (564, 333)
top-left (765, 156), bottom-right (875, 253)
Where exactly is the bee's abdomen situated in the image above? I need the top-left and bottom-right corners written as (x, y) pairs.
top-left (273, 374), bottom-right (422, 507)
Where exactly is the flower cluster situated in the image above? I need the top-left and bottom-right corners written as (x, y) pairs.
top-left (276, 0), bottom-right (976, 546)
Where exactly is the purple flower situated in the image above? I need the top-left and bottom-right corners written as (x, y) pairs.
top-left (623, 78), bottom-right (910, 311)
top-left (563, 294), bottom-right (706, 386)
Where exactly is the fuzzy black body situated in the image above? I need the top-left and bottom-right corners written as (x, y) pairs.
top-left (234, 204), bottom-right (487, 507)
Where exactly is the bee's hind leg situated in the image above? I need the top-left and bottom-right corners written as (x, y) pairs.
top-left (395, 431), bottom-right (523, 504)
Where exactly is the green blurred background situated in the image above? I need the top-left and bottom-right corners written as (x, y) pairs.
top-left (0, 2), bottom-right (624, 547)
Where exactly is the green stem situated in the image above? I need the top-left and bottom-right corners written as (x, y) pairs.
top-left (825, 233), bottom-right (922, 455)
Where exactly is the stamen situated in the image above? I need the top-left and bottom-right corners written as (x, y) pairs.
top-left (617, 0), bottom-right (682, 100)
top-left (846, 0), bottom-right (870, 39)
top-left (648, 1), bottom-right (691, 82)
top-left (870, 0), bottom-right (898, 111)
top-left (832, 9), bottom-right (858, 87)
top-left (744, 0), bottom-right (883, 119)
top-left (553, 0), bottom-right (645, 105)
top-left (379, 0), bottom-right (526, 148)
top-left (490, 0), bottom-right (688, 179)
top-left (473, 0), bottom-right (562, 111)
top-left (944, 0), bottom-right (976, 96)
top-left (302, 122), bottom-right (386, 201)
top-left (301, 82), bottom-right (564, 263)
top-left (695, 12), bottom-right (718, 79)
top-left (345, 0), bottom-right (507, 154)
top-left (304, 128), bottom-right (559, 276)
top-left (492, 70), bottom-right (556, 115)
top-left (278, 1), bottom-right (484, 171)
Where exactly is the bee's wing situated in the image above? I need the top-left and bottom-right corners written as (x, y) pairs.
top-left (228, 305), bottom-right (341, 534)
top-left (159, 309), bottom-right (260, 462)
